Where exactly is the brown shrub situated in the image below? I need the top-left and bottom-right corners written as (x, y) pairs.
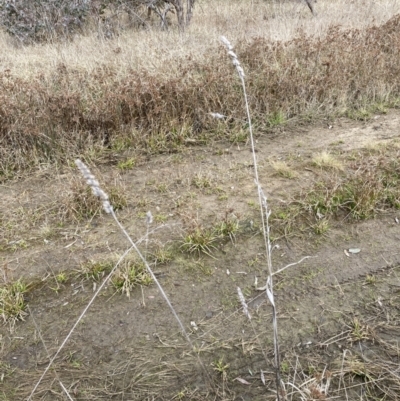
top-left (1, 15), bottom-right (400, 175)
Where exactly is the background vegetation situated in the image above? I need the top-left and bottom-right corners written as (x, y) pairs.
top-left (0, 0), bottom-right (399, 178)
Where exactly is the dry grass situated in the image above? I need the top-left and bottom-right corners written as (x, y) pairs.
top-left (312, 151), bottom-right (344, 171)
top-left (1, 0), bottom-right (400, 176)
top-left (58, 177), bottom-right (127, 221)
top-left (270, 160), bottom-right (299, 178)
top-left (272, 146), bottom-right (400, 240)
top-left (0, 0), bottom-right (398, 77)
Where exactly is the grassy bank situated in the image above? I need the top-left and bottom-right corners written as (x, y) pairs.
top-left (1, 1), bottom-right (400, 177)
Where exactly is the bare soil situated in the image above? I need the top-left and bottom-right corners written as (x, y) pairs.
top-left (1, 111), bottom-right (400, 400)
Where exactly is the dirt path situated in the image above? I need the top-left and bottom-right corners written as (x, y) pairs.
top-left (1, 111), bottom-right (400, 400)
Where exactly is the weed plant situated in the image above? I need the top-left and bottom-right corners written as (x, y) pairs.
top-left (180, 212), bottom-right (240, 256)
top-left (111, 259), bottom-right (153, 297)
top-left (180, 225), bottom-right (219, 257)
top-left (271, 148), bottom-right (400, 239)
top-left (0, 279), bottom-right (28, 327)
top-left (78, 259), bottom-right (114, 282)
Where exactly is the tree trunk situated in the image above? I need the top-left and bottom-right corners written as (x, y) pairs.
top-left (169, 0), bottom-right (195, 30)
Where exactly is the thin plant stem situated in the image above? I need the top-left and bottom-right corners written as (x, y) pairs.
top-left (109, 207), bottom-right (193, 347)
top-left (73, 159), bottom-right (213, 389)
top-left (221, 36), bottom-right (283, 399)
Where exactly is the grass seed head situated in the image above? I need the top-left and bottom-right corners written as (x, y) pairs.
top-left (237, 287), bottom-right (251, 320)
top-left (75, 159), bottom-right (113, 214)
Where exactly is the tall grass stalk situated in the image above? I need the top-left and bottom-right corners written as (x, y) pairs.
top-left (221, 36), bottom-right (283, 399)
top-left (28, 160), bottom-right (208, 398)
top-left (29, 161), bottom-right (216, 398)
top-left (75, 160), bottom-right (213, 384)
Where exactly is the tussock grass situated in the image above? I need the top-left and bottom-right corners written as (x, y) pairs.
top-left (60, 177), bottom-right (127, 221)
top-left (213, 212), bottom-right (240, 243)
top-left (78, 259), bottom-right (114, 282)
top-left (151, 244), bottom-right (175, 265)
top-left (1, 1), bottom-right (400, 176)
top-left (273, 146), bottom-right (400, 239)
top-left (180, 212), bottom-right (242, 256)
top-left (270, 160), bottom-right (298, 178)
top-left (312, 151), bottom-right (344, 171)
top-left (111, 259), bottom-right (153, 297)
top-left (0, 279), bottom-right (29, 327)
top-left (180, 225), bottom-right (219, 257)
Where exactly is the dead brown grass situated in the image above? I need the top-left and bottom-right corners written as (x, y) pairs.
top-left (1, 0), bottom-right (400, 177)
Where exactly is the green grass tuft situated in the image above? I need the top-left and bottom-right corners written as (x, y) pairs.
top-left (0, 279), bottom-right (29, 326)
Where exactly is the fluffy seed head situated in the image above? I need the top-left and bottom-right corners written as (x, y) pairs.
top-left (210, 112), bottom-right (226, 120)
top-left (75, 159), bottom-right (113, 214)
top-left (146, 211), bottom-right (153, 225)
top-left (220, 36), bottom-right (245, 79)
top-left (237, 287), bottom-right (251, 320)
top-left (220, 35), bottom-right (233, 50)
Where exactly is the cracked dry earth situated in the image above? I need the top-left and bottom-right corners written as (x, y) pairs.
top-left (1, 111), bottom-right (400, 400)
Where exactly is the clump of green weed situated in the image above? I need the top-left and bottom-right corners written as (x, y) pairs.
top-left (79, 260), bottom-right (114, 282)
top-left (213, 211), bottom-right (240, 243)
top-left (212, 357), bottom-right (230, 376)
top-left (312, 218), bottom-right (330, 235)
top-left (192, 172), bottom-right (213, 189)
top-left (0, 279), bottom-right (28, 326)
top-left (152, 245), bottom-right (175, 265)
top-left (56, 272), bottom-right (68, 283)
top-left (364, 274), bottom-right (376, 285)
top-left (117, 157), bottom-right (136, 171)
top-left (112, 260), bottom-right (153, 298)
top-left (154, 213), bottom-right (169, 223)
top-left (267, 110), bottom-right (286, 127)
top-left (49, 270), bottom-right (69, 293)
top-left (229, 127), bottom-right (248, 144)
top-left (181, 225), bottom-right (218, 257)
top-left (181, 212), bottom-right (241, 256)
top-left (347, 317), bottom-right (372, 343)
